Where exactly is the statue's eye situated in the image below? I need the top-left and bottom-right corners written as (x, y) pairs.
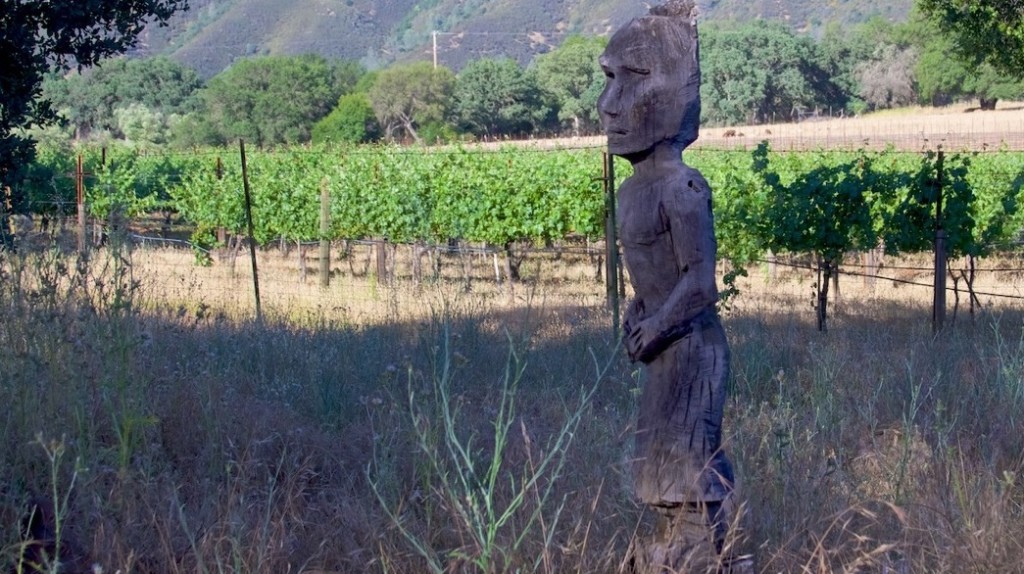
top-left (627, 67), bottom-right (650, 76)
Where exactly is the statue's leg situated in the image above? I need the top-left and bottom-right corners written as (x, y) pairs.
top-left (631, 319), bottom-right (753, 572)
top-left (634, 320), bottom-right (733, 505)
top-left (630, 504), bottom-right (714, 573)
top-left (629, 501), bottom-right (753, 573)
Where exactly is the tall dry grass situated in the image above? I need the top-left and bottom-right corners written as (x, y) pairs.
top-left (2, 243), bottom-right (1024, 573)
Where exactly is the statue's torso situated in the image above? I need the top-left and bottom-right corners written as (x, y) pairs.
top-left (617, 164), bottom-right (718, 319)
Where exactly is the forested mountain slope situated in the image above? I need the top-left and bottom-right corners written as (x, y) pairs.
top-left (138, 0), bottom-right (912, 77)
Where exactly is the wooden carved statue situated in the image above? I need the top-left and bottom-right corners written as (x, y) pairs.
top-left (598, 2), bottom-right (749, 571)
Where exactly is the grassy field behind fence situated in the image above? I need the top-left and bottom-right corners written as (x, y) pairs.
top-left (2, 243), bottom-right (1024, 573)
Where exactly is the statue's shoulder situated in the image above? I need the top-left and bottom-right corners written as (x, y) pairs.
top-left (678, 163), bottom-right (709, 190)
top-left (663, 164), bottom-right (710, 201)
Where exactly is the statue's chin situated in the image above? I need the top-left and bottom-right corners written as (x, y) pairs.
top-left (606, 133), bottom-right (651, 157)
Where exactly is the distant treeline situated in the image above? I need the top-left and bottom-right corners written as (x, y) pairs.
top-left (35, 5), bottom-right (1024, 150)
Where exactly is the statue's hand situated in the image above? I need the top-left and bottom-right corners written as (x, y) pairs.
top-left (623, 299), bottom-right (646, 362)
top-left (625, 315), bottom-right (697, 363)
top-left (624, 317), bottom-right (659, 363)
top-left (624, 298), bottom-right (646, 325)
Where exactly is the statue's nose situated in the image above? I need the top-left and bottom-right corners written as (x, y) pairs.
top-left (599, 86), bottom-right (621, 118)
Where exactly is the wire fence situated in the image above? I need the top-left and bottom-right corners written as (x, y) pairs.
top-left (459, 108), bottom-right (1024, 153)
top-left (692, 113), bottom-right (1024, 152)
top-left (8, 131), bottom-right (1024, 331)
top-left (117, 232), bottom-right (613, 316)
top-left (7, 222), bottom-right (1022, 334)
top-left (17, 224), bottom-right (1018, 312)
top-left (752, 256), bottom-right (1024, 302)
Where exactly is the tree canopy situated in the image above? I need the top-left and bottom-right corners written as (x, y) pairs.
top-left (453, 58), bottom-right (552, 138)
top-left (532, 36), bottom-right (607, 136)
top-left (9, 2), bottom-right (1024, 162)
top-left (197, 54), bottom-right (345, 147)
top-left (0, 0), bottom-right (188, 212)
top-left (700, 22), bottom-right (842, 125)
top-left (918, 0), bottom-right (1024, 77)
top-left (855, 44), bottom-right (918, 111)
top-left (914, 1), bottom-right (1024, 108)
top-left (43, 56), bottom-right (202, 139)
top-left (367, 62), bottom-right (456, 144)
top-left (312, 93), bottom-right (381, 144)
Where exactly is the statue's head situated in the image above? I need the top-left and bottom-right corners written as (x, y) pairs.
top-left (597, 0), bottom-right (701, 157)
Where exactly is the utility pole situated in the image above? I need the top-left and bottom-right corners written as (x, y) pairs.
top-left (432, 30), bottom-right (438, 69)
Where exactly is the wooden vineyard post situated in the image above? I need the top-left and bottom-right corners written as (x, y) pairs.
top-left (319, 177), bottom-right (331, 288)
top-left (933, 150), bottom-right (946, 333)
top-left (604, 151), bottom-right (620, 337)
top-left (215, 156), bottom-right (227, 247)
top-left (1, 185), bottom-right (12, 250)
top-left (502, 244), bottom-right (515, 301)
top-left (76, 154), bottom-right (87, 254)
top-left (239, 139), bottom-right (262, 322)
top-left (375, 240), bottom-right (388, 284)
top-left (98, 147), bottom-right (113, 247)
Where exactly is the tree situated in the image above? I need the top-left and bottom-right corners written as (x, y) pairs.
top-left (964, 65), bottom-right (1024, 109)
top-left (367, 62), bottom-right (455, 144)
top-left (115, 103), bottom-right (176, 144)
top-left (815, 19), bottom-right (891, 114)
top-left (353, 71), bottom-right (379, 94)
top-left (170, 113), bottom-right (225, 148)
top-left (915, 31), bottom-right (1024, 108)
top-left (911, 3), bottom-right (1024, 109)
top-left (312, 93), bottom-right (381, 144)
top-left (0, 0), bottom-right (188, 215)
top-left (332, 60), bottom-right (367, 95)
top-left (43, 56), bottom-right (202, 139)
top-left (453, 58), bottom-right (552, 138)
top-left (532, 36), bottom-right (607, 136)
top-left (700, 22), bottom-right (839, 125)
top-left (855, 44), bottom-right (919, 110)
top-left (908, 13), bottom-right (967, 106)
top-left (200, 54), bottom-right (343, 147)
top-left (918, 0), bottom-right (1024, 77)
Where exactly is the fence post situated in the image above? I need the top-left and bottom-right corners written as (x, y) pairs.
top-left (76, 154), bottom-right (87, 254)
top-left (319, 177), bottom-right (331, 288)
top-left (1, 186), bottom-right (12, 250)
top-left (239, 139), bottom-right (262, 322)
top-left (215, 156), bottom-right (227, 246)
top-left (604, 152), bottom-right (620, 337)
top-left (933, 150), bottom-right (946, 333)
top-left (375, 240), bottom-right (388, 284)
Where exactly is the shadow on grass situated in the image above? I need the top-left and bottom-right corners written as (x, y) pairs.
top-left (5, 251), bottom-right (1024, 573)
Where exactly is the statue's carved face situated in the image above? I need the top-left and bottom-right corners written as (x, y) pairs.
top-left (597, 18), bottom-right (700, 156)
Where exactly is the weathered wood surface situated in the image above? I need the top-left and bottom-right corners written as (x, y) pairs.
top-left (597, 1), bottom-right (750, 571)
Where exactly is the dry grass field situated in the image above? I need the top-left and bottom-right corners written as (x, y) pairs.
top-left (483, 101), bottom-right (1024, 152)
top-left (698, 101), bottom-right (1024, 152)
top-left (3, 243), bottom-right (1024, 573)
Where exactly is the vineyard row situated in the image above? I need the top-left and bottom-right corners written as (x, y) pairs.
top-left (13, 143), bottom-right (1024, 269)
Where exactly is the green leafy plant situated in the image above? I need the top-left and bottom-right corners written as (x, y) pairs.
top-left (370, 325), bottom-right (608, 573)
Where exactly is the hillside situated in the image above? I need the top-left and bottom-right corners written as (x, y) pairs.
top-left (137, 0), bottom-right (913, 78)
